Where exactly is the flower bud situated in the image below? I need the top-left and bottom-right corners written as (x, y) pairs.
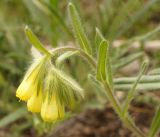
top-left (27, 90), bottom-right (43, 113)
top-left (16, 80), bottom-right (35, 101)
top-left (16, 56), bottom-right (47, 101)
top-left (41, 94), bottom-right (64, 122)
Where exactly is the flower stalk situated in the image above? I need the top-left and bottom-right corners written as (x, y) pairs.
top-left (102, 81), bottom-right (145, 137)
top-left (51, 46), bottom-right (146, 137)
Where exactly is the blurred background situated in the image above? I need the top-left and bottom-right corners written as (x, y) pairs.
top-left (0, 0), bottom-right (160, 137)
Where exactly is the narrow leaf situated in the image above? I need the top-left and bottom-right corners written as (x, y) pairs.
top-left (94, 28), bottom-right (105, 56)
top-left (115, 83), bottom-right (160, 91)
top-left (69, 2), bottom-right (92, 55)
top-left (25, 26), bottom-right (51, 56)
top-left (122, 61), bottom-right (148, 116)
top-left (114, 74), bottom-right (160, 84)
top-left (95, 27), bottom-right (105, 47)
top-left (106, 42), bottom-right (113, 88)
top-left (149, 68), bottom-right (160, 75)
top-left (96, 40), bottom-right (108, 81)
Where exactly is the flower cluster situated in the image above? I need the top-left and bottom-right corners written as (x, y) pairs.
top-left (16, 56), bottom-right (83, 122)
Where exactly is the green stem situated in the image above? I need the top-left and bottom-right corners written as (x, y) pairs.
top-left (122, 61), bottom-right (148, 116)
top-left (102, 81), bottom-right (121, 115)
top-left (50, 46), bottom-right (97, 68)
top-left (102, 81), bottom-right (145, 137)
top-left (124, 115), bottom-right (146, 137)
top-left (51, 46), bottom-right (145, 137)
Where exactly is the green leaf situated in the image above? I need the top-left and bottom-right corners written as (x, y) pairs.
top-left (95, 27), bottom-right (105, 47)
top-left (115, 83), bottom-right (160, 91)
top-left (114, 74), bottom-right (160, 84)
top-left (106, 44), bottom-right (113, 89)
top-left (122, 61), bottom-right (148, 115)
top-left (96, 40), bottom-right (108, 81)
top-left (25, 26), bottom-right (51, 56)
top-left (148, 106), bottom-right (160, 137)
top-left (96, 36), bottom-right (113, 88)
top-left (149, 68), bottom-right (160, 75)
top-left (68, 2), bottom-right (92, 55)
top-left (94, 28), bottom-right (105, 56)
top-left (0, 107), bottom-right (28, 128)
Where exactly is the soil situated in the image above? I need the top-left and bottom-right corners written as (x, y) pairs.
top-left (48, 102), bottom-right (160, 137)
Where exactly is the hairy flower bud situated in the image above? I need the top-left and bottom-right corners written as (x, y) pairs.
top-left (16, 80), bottom-right (35, 101)
top-left (27, 90), bottom-right (43, 113)
top-left (41, 93), bottom-right (64, 122)
top-left (16, 56), bottom-right (47, 101)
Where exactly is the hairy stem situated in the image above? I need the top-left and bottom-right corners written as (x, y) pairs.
top-left (51, 46), bottom-right (97, 68)
top-left (51, 46), bottom-right (145, 137)
top-left (102, 81), bottom-right (145, 137)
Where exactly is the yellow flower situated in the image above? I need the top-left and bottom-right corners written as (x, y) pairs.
top-left (41, 94), bottom-right (64, 122)
top-left (16, 80), bottom-right (35, 101)
top-left (16, 57), bottom-right (46, 101)
top-left (27, 90), bottom-right (43, 113)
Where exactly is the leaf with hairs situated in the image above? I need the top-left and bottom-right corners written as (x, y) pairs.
top-left (25, 26), bottom-right (51, 56)
top-left (69, 3), bottom-right (92, 55)
top-left (96, 40), bottom-right (108, 81)
top-left (122, 61), bottom-right (148, 116)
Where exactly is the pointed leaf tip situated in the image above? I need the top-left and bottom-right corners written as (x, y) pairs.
top-left (24, 26), bottom-right (51, 56)
top-left (68, 2), bottom-right (92, 55)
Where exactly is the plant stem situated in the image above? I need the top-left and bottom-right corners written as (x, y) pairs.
top-left (102, 81), bottom-right (146, 137)
top-left (102, 81), bottom-right (121, 115)
top-left (51, 46), bottom-right (146, 137)
top-left (51, 46), bottom-right (97, 68)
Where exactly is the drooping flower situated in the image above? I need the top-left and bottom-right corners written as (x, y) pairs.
top-left (16, 56), bottom-right (47, 101)
top-left (39, 66), bottom-right (83, 122)
top-left (16, 53), bottom-right (83, 122)
top-left (41, 93), bottom-right (64, 122)
top-left (27, 89), bottom-right (43, 113)
top-left (16, 80), bottom-right (35, 101)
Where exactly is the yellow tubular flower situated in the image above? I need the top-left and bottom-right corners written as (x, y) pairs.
top-left (41, 94), bottom-right (64, 122)
top-left (16, 57), bottom-right (46, 101)
top-left (27, 90), bottom-right (43, 113)
top-left (16, 80), bottom-right (35, 101)
top-left (16, 67), bottom-right (38, 101)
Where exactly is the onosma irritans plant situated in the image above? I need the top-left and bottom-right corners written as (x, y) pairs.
top-left (16, 25), bottom-right (84, 122)
top-left (16, 51), bottom-right (83, 122)
top-left (16, 2), bottom-right (160, 137)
